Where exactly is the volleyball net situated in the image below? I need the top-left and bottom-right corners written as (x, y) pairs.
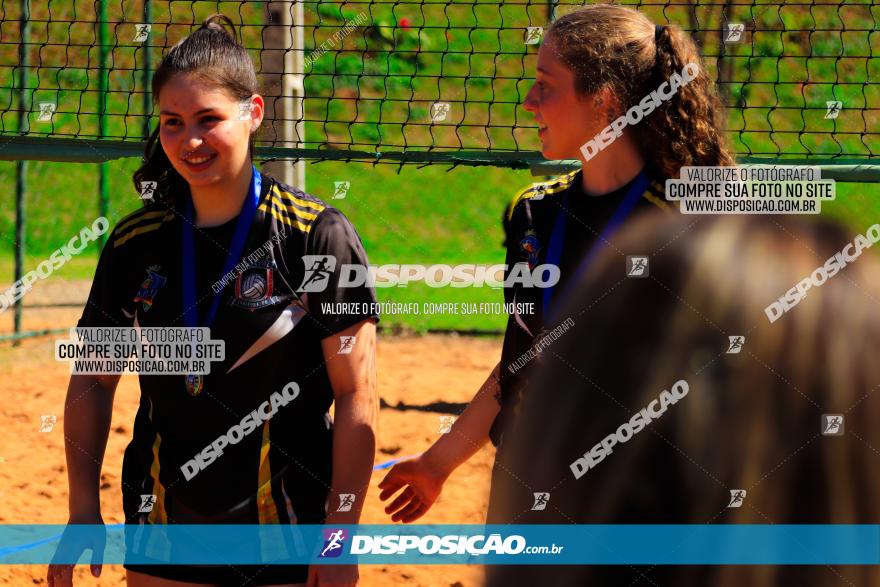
top-left (0, 0), bottom-right (877, 170)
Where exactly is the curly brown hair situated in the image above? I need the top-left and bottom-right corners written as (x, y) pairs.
top-left (547, 4), bottom-right (735, 179)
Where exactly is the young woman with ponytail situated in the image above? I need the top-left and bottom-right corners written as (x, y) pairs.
top-left (49, 15), bottom-right (376, 587)
top-left (379, 4), bottom-right (734, 523)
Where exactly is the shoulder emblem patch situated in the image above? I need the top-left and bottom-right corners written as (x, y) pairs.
top-left (133, 265), bottom-right (167, 312)
top-left (519, 229), bottom-right (543, 270)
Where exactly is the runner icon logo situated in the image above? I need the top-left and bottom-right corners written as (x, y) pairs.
top-left (728, 489), bottom-right (746, 508)
top-left (320, 529), bottom-right (347, 558)
top-left (531, 492), bottom-right (550, 511)
top-left (626, 256), bottom-right (649, 277)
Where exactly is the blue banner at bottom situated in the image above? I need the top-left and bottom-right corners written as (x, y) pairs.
top-left (1, 524), bottom-right (878, 565)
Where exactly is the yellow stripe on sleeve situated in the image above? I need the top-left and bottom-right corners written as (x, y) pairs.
top-left (258, 202), bottom-right (313, 233)
top-left (271, 185), bottom-right (326, 212)
top-left (116, 210), bottom-right (168, 235)
top-left (507, 170), bottom-right (579, 221)
top-left (114, 222), bottom-right (164, 247)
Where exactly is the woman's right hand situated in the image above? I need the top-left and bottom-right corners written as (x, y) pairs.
top-left (378, 455), bottom-right (448, 523)
top-left (47, 513), bottom-right (106, 587)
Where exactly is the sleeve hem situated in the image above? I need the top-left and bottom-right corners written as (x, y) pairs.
top-left (316, 313), bottom-right (380, 341)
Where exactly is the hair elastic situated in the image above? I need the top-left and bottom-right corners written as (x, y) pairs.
top-left (655, 24), bottom-right (664, 42)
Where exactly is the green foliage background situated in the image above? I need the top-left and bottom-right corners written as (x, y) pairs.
top-left (1, 0), bottom-right (878, 331)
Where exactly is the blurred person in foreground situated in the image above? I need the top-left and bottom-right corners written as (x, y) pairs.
top-left (487, 211), bottom-right (880, 586)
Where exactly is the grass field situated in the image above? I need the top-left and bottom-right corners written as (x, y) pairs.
top-left (1, 0), bottom-right (879, 332)
top-left (0, 157), bottom-right (533, 332)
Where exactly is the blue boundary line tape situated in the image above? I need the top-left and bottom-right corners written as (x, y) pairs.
top-left (0, 534), bottom-right (61, 558)
top-left (372, 455), bottom-right (418, 471)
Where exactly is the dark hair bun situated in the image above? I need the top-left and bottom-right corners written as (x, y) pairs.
top-left (202, 14), bottom-right (239, 43)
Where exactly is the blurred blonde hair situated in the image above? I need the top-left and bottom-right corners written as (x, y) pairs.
top-left (488, 212), bottom-right (880, 586)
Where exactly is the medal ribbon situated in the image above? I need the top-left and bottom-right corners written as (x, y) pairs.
top-left (182, 165), bottom-right (261, 329)
top-left (542, 169), bottom-right (650, 324)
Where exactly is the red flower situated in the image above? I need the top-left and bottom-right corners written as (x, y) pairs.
top-left (399, 18), bottom-right (411, 30)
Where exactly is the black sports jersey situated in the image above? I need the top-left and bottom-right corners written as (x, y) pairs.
top-left (78, 173), bottom-right (378, 528)
top-left (490, 168), bottom-right (671, 448)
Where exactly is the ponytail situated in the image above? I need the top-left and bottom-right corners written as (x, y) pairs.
top-left (644, 24), bottom-right (735, 178)
top-left (132, 13), bottom-right (258, 206)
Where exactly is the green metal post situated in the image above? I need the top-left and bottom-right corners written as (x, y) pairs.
top-left (14, 0), bottom-right (31, 345)
top-left (547, 0), bottom-right (557, 23)
top-left (142, 0), bottom-right (152, 138)
top-left (98, 0), bottom-right (109, 248)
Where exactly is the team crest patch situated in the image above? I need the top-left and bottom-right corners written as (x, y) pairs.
top-left (231, 259), bottom-right (291, 310)
top-left (519, 230), bottom-right (542, 270)
top-left (133, 266), bottom-right (167, 311)
top-left (184, 373), bottom-right (204, 396)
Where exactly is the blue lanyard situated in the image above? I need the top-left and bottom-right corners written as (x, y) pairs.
top-left (181, 166), bottom-right (261, 328)
top-left (542, 170), bottom-right (650, 324)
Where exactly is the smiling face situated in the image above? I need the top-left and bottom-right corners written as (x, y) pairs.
top-left (158, 73), bottom-right (264, 189)
top-left (522, 37), bottom-right (611, 160)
